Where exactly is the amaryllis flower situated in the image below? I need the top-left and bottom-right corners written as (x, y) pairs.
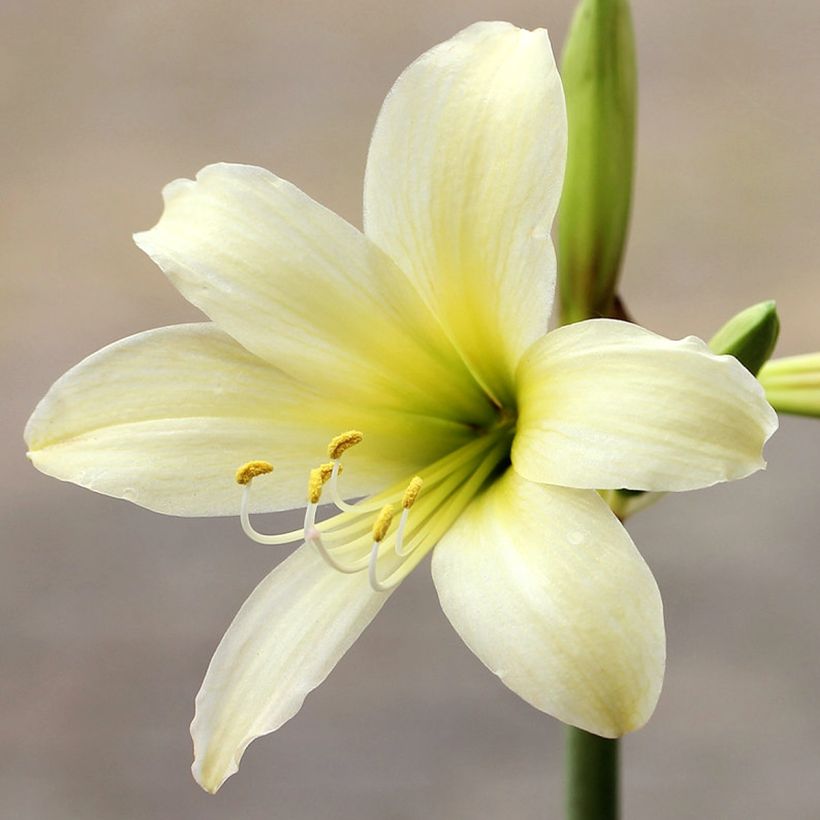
top-left (25, 22), bottom-right (776, 793)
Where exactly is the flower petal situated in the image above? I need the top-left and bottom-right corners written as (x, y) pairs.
top-left (432, 470), bottom-right (665, 737)
top-left (134, 163), bottom-right (489, 425)
top-left (513, 319), bottom-right (778, 491)
top-left (364, 22), bottom-right (566, 404)
top-left (192, 543), bottom-right (392, 793)
top-left (25, 324), bottom-right (467, 516)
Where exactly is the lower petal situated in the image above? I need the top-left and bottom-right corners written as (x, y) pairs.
top-left (192, 542), bottom-right (392, 793)
top-left (431, 470), bottom-right (665, 738)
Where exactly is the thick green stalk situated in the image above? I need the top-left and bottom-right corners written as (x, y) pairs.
top-left (565, 727), bottom-right (619, 820)
top-left (559, 2), bottom-right (630, 816)
top-left (558, 0), bottom-right (637, 324)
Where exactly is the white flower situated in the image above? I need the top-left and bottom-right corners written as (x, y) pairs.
top-left (25, 22), bottom-right (776, 793)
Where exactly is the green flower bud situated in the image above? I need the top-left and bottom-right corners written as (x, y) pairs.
top-left (758, 353), bottom-right (820, 418)
top-left (708, 300), bottom-right (780, 376)
top-left (558, 0), bottom-right (637, 325)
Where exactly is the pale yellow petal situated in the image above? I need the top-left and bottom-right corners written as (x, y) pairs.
top-left (25, 324), bottom-right (468, 516)
top-left (192, 543), bottom-right (392, 793)
top-left (432, 470), bottom-right (664, 737)
top-left (364, 21), bottom-right (566, 404)
top-left (514, 319), bottom-right (778, 491)
top-left (134, 163), bottom-right (489, 426)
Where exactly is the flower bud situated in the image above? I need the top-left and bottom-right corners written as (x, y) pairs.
top-left (758, 353), bottom-right (820, 418)
top-left (558, 0), bottom-right (637, 325)
top-left (708, 300), bottom-right (780, 376)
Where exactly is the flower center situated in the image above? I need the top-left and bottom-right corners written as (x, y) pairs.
top-left (235, 426), bottom-right (512, 592)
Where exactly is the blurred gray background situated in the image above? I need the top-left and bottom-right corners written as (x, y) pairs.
top-left (3, 1), bottom-right (820, 818)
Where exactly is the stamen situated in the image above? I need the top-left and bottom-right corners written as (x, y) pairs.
top-left (236, 456), bottom-right (361, 550)
top-left (367, 504), bottom-right (397, 593)
top-left (327, 431), bottom-right (493, 517)
top-left (371, 440), bottom-right (508, 591)
top-left (402, 476), bottom-right (423, 509)
top-left (368, 541), bottom-right (390, 592)
top-left (396, 477), bottom-right (423, 557)
top-left (307, 467), bottom-right (324, 504)
top-left (318, 461), bottom-right (339, 483)
top-left (305, 510), bottom-right (368, 574)
top-left (327, 459), bottom-right (382, 514)
top-left (235, 460), bottom-right (273, 485)
top-left (238, 463), bottom-right (306, 545)
top-left (307, 461), bottom-right (343, 504)
top-left (327, 430), bottom-right (363, 460)
top-left (237, 433), bottom-right (509, 593)
top-left (371, 504), bottom-right (395, 542)
top-left (323, 430), bottom-right (379, 514)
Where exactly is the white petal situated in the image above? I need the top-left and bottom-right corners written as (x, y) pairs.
top-left (514, 319), bottom-right (778, 491)
top-left (135, 163), bottom-right (488, 425)
top-left (432, 470), bottom-right (665, 737)
top-left (192, 543), bottom-right (392, 793)
top-left (364, 22), bottom-right (566, 404)
top-left (25, 324), bottom-right (466, 516)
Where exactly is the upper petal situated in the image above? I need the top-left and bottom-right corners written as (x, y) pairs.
top-left (513, 319), bottom-right (778, 491)
top-left (432, 470), bottom-right (665, 737)
top-left (364, 22), bottom-right (566, 405)
top-left (135, 163), bottom-right (489, 426)
top-left (192, 542), bottom-right (392, 793)
top-left (25, 324), bottom-right (467, 516)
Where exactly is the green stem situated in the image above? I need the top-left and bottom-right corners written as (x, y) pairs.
top-left (565, 726), bottom-right (619, 820)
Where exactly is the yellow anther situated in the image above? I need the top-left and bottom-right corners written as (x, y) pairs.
top-left (371, 504), bottom-right (395, 543)
top-left (307, 462), bottom-right (343, 504)
top-left (327, 430), bottom-right (363, 460)
top-left (318, 461), bottom-right (341, 483)
top-left (235, 461), bottom-right (273, 485)
top-left (402, 476), bottom-right (424, 509)
top-left (307, 468), bottom-right (325, 504)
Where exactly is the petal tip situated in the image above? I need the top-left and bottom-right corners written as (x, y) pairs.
top-left (191, 710), bottom-right (241, 795)
top-left (191, 755), bottom-right (236, 795)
